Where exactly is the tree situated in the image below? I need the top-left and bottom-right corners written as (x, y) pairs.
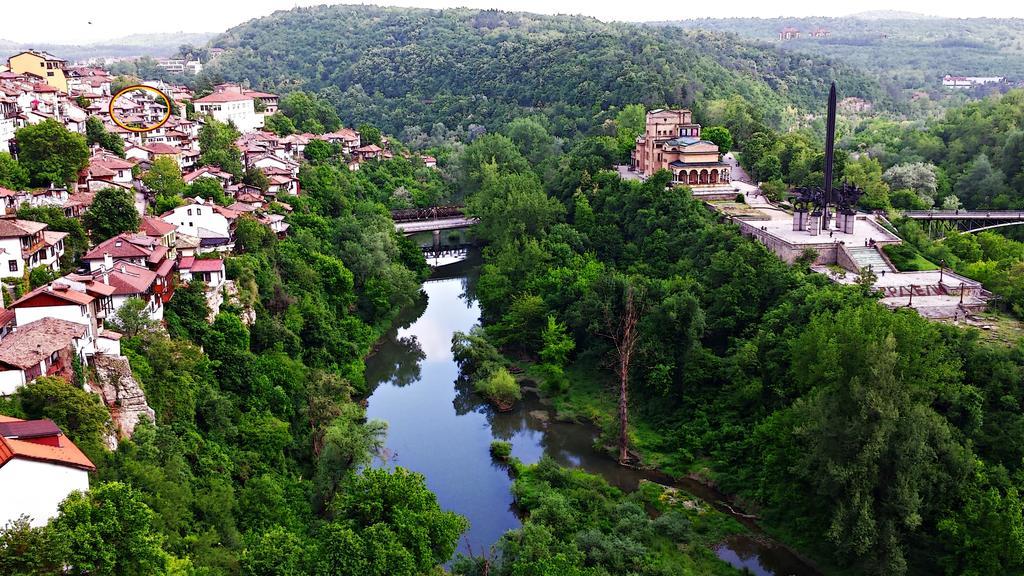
top-left (614, 103), bottom-right (646, 158)
top-left (313, 403), bottom-right (387, 512)
top-left (0, 152), bottom-right (30, 190)
top-left (457, 134), bottom-right (530, 192)
top-left (85, 116), bottom-right (125, 157)
top-left (264, 112), bottom-right (296, 136)
top-left (243, 166), bottom-right (270, 192)
top-left (0, 517), bottom-right (62, 574)
top-left (357, 123), bottom-right (382, 147)
top-left (13, 376), bottom-right (112, 459)
top-left (83, 187), bottom-right (140, 242)
top-left (142, 157), bottom-right (186, 213)
top-left (113, 297), bottom-right (157, 337)
top-left (753, 153), bottom-right (783, 182)
top-left (186, 177), bottom-right (230, 206)
top-left (506, 117), bottom-right (557, 167)
top-left (330, 467), bottom-right (468, 573)
top-left (959, 154), bottom-right (1006, 209)
top-left (540, 315), bottom-right (575, 367)
top-left (14, 120), bottom-right (89, 186)
top-left (279, 91), bottom-right (340, 133)
top-left (198, 118), bottom-right (243, 176)
top-left (702, 125), bottom-right (733, 154)
top-left (882, 162), bottom-right (937, 205)
top-left (235, 215), bottom-right (276, 253)
top-left (28, 265), bottom-right (57, 289)
top-left (303, 139), bottom-right (336, 164)
top-left (781, 305), bottom-right (970, 575)
top-left (844, 155), bottom-right (890, 210)
top-left (50, 482), bottom-right (170, 575)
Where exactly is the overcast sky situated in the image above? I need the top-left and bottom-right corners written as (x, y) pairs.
top-left (3, 0), bottom-right (1021, 44)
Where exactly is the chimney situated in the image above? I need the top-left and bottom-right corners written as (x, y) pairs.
top-left (103, 252), bottom-right (112, 270)
top-left (102, 271), bottom-right (109, 285)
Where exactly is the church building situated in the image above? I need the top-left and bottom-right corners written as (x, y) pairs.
top-left (631, 109), bottom-right (731, 189)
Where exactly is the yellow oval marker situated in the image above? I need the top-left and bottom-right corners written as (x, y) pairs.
top-left (108, 85), bottom-right (172, 133)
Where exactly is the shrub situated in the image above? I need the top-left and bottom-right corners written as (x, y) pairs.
top-left (734, 193), bottom-right (745, 203)
top-left (490, 440), bottom-right (512, 460)
top-left (474, 367), bottom-right (521, 409)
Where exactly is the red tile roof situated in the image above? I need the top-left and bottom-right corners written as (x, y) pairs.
top-left (139, 216), bottom-right (176, 237)
top-left (0, 318), bottom-right (87, 370)
top-left (10, 282), bottom-right (95, 308)
top-left (0, 219), bottom-right (46, 239)
top-left (83, 233), bottom-right (158, 261)
top-left (194, 91), bottom-right (253, 103)
top-left (182, 258), bottom-right (224, 273)
top-left (144, 143), bottom-right (181, 155)
top-left (105, 261), bottom-right (158, 295)
top-left (0, 417), bottom-right (95, 472)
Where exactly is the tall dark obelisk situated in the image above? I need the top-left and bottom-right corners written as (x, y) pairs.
top-left (822, 82), bottom-right (837, 230)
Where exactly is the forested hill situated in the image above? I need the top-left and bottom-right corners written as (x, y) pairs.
top-left (660, 16), bottom-right (1024, 90)
top-left (205, 5), bottom-right (881, 137)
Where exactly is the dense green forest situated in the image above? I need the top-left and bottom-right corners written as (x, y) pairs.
top-left (202, 5), bottom-right (881, 139)
top-left (0, 129), bottom-right (471, 573)
top-left (449, 112), bottom-right (1024, 575)
top-left (663, 14), bottom-right (1024, 109)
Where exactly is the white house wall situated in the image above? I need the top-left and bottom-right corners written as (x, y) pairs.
top-left (0, 458), bottom-right (89, 527)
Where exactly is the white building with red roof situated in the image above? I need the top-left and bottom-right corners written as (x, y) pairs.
top-left (0, 415), bottom-right (95, 527)
top-left (82, 149), bottom-right (134, 189)
top-left (322, 127), bottom-right (361, 152)
top-left (0, 317), bottom-right (89, 394)
top-left (178, 256), bottom-right (226, 288)
top-left (0, 219), bottom-right (66, 280)
top-left (194, 85), bottom-right (264, 133)
top-left (182, 165), bottom-right (233, 187)
top-left (161, 197), bottom-right (236, 253)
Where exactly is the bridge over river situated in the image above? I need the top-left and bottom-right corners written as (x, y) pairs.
top-left (392, 205), bottom-right (479, 235)
top-left (902, 210), bottom-right (1024, 235)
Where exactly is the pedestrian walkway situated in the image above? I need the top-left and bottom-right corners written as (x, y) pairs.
top-left (846, 246), bottom-right (894, 274)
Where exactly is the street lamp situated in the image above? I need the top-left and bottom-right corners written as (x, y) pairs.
top-left (939, 259), bottom-right (945, 283)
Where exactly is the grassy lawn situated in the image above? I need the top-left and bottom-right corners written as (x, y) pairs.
top-left (709, 201), bottom-right (771, 220)
top-left (959, 311), bottom-right (1024, 346)
top-left (882, 243), bottom-right (939, 271)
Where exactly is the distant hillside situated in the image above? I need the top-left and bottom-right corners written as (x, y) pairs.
top-left (204, 5), bottom-right (882, 138)
top-left (660, 17), bottom-right (1024, 90)
top-left (846, 10), bottom-right (941, 20)
top-left (0, 32), bottom-right (216, 62)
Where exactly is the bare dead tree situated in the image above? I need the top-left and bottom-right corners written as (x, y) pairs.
top-left (601, 281), bottom-right (645, 466)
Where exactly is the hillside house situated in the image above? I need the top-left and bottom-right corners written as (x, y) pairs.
top-left (0, 318), bottom-right (89, 394)
top-left (0, 416), bottom-right (95, 527)
top-left (178, 256), bottom-right (226, 288)
top-left (0, 219), bottom-right (66, 280)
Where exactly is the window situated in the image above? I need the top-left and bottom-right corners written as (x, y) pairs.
top-left (8, 260), bottom-right (17, 272)
top-left (197, 208), bottom-right (202, 215)
top-left (47, 71), bottom-right (54, 77)
top-left (187, 209), bottom-right (192, 216)
top-left (188, 221), bottom-right (193, 227)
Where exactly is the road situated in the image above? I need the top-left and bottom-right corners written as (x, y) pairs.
top-left (723, 152), bottom-right (753, 185)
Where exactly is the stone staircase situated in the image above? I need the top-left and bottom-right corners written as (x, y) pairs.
top-left (846, 246), bottom-right (895, 274)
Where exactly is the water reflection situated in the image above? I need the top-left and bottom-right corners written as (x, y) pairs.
top-left (363, 257), bottom-right (819, 575)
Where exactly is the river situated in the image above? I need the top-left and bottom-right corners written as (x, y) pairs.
top-left (364, 253), bottom-right (820, 575)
